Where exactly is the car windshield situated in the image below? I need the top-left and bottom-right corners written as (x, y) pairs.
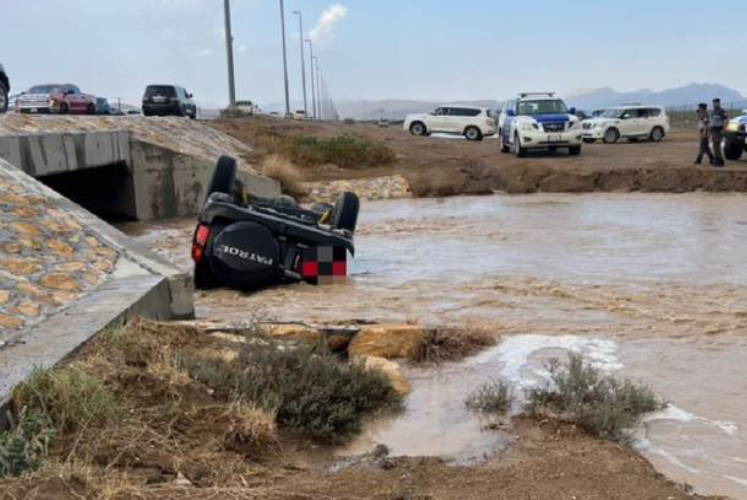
top-left (516, 99), bottom-right (568, 116)
top-left (601, 109), bottom-right (626, 118)
top-left (145, 86), bottom-right (177, 97)
top-left (28, 85), bottom-right (64, 94)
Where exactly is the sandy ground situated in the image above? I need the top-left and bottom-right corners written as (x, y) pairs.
top-left (211, 116), bottom-right (747, 196)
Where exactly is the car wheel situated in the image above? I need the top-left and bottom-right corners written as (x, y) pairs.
top-left (724, 141), bottom-right (744, 161)
top-left (87, 103), bottom-right (96, 115)
top-left (59, 103), bottom-right (69, 115)
top-left (464, 126), bottom-right (483, 141)
top-left (514, 133), bottom-right (528, 158)
top-left (0, 82), bottom-right (8, 113)
top-left (331, 192), bottom-right (360, 233)
top-left (603, 128), bottom-right (619, 144)
top-left (409, 122), bottom-right (427, 137)
top-left (499, 133), bottom-right (510, 153)
top-left (206, 156), bottom-right (238, 200)
top-left (650, 126), bottom-right (665, 143)
top-left (569, 145), bottom-right (582, 156)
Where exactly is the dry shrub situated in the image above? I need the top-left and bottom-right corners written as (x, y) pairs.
top-left (413, 327), bottom-right (496, 365)
top-left (526, 353), bottom-right (665, 445)
top-left (465, 381), bottom-right (514, 415)
top-left (261, 154), bottom-right (308, 199)
top-left (216, 401), bottom-right (277, 452)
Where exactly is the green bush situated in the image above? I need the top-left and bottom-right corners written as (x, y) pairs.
top-left (14, 366), bottom-right (119, 433)
top-left (283, 135), bottom-right (396, 169)
top-left (465, 381), bottom-right (514, 414)
top-left (190, 339), bottom-right (402, 443)
top-left (0, 408), bottom-right (56, 478)
top-left (526, 354), bottom-right (665, 445)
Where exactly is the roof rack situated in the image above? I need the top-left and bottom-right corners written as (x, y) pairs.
top-left (518, 92), bottom-right (556, 98)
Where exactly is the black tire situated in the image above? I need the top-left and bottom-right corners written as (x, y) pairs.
top-left (0, 83), bottom-right (8, 114)
top-left (87, 103), bottom-right (96, 115)
top-left (724, 141), bottom-right (744, 161)
top-left (499, 133), bottom-right (510, 153)
top-left (409, 122), bottom-right (427, 137)
top-left (650, 126), bottom-right (665, 143)
top-left (514, 133), bottom-right (527, 158)
top-left (603, 128), bottom-right (619, 144)
top-left (59, 103), bottom-right (69, 115)
top-left (331, 192), bottom-right (360, 233)
top-left (568, 145), bottom-right (582, 156)
top-left (464, 126), bottom-right (483, 142)
top-left (206, 156), bottom-right (238, 199)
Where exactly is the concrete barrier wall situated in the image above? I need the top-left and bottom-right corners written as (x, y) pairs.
top-left (0, 130), bottom-right (281, 221)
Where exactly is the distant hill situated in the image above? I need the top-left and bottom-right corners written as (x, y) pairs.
top-left (565, 83), bottom-right (746, 110)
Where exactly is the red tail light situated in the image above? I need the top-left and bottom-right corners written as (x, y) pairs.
top-left (192, 224), bottom-right (210, 262)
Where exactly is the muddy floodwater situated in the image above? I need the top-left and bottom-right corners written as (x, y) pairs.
top-left (123, 193), bottom-right (747, 499)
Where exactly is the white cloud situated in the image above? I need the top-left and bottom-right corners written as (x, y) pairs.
top-left (197, 48), bottom-right (214, 57)
top-left (309, 4), bottom-right (348, 46)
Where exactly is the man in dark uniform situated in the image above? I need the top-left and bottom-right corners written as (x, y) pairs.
top-left (694, 103), bottom-right (713, 165)
top-left (709, 98), bottom-right (729, 167)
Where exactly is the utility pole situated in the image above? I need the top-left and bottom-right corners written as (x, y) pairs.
top-left (293, 11), bottom-right (308, 118)
top-left (316, 63), bottom-right (323, 121)
top-left (223, 0), bottom-right (236, 108)
top-left (307, 43), bottom-right (316, 120)
top-left (312, 56), bottom-right (320, 120)
top-left (279, 0), bottom-right (291, 117)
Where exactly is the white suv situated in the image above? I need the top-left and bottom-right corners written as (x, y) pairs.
top-left (404, 105), bottom-right (496, 141)
top-left (498, 93), bottom-right (584, 156)
top-left (581, 105), bottom-right (670, 144)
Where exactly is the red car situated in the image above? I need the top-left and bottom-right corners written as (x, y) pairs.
top-left (16, 83), bottom-right (97, 115)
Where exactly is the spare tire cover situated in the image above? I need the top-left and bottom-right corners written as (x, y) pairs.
top-left (211, 222), bottom-right (282, 289)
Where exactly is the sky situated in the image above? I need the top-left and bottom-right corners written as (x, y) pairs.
top-left (3, 0), bottom-right (747, 108)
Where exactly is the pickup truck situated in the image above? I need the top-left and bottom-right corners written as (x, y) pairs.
top-left (16, 83), bottom-right (97, 115)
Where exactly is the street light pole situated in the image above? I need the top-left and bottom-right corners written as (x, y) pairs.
top-left (223, 0), bottom-right (236, 108)
top-left (307, 42), bottom-right (317, 120)
top-left (293, 11), bottom-right (308, 118)
top-left (316, 63), bottom-right (323, 121)
top-left (312, 56), bottom-right (320, 120)
top-left (279, 0), bottom-right (291, 117)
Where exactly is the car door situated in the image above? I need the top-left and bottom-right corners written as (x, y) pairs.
top-left (430, 107), bottom-right (450, 132)
top-left (447, 107), bottom-right (469, 133)
top-left (65, 86), bottom-right (84, 112)
top-left (618, 109), bottom-right (639, 137)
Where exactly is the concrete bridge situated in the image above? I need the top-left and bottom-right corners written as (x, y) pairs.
top-left (0, 128), bottom-right (279, 221)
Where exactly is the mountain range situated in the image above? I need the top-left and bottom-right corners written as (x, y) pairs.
top-left (565, 83), bottom-right (746, 111)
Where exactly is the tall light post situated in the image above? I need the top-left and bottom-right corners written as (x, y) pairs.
top-left (279, 0), bottom-right (291, 117)
top-left (293, 11), bottom-right (308, 117)
top-left (307, 43), bottom-right (317, 119)
top-left (312, 56), bottom-right (320, 120)
top-left (316, 62), bottom-right (323, 121)
top-left (223, 0), bottom-right (236, 108)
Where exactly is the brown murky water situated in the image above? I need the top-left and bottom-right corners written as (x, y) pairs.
top-left (122, 193), bottom-right (747, 499)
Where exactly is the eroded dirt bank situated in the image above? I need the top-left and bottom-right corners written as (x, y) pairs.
top-left (210, 116), bottom-right (747, 197)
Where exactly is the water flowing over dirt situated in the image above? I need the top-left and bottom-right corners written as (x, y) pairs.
top-left (123, 193), bottom-right (747, 499)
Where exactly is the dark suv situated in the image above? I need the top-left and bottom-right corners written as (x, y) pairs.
top-left (0, 64), bottom-right (10, 113)
top-left (142, 85), bottom-right (197, 119)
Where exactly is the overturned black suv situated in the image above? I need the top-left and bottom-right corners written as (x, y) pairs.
top-left (192, 156), bottom-right (359, 291)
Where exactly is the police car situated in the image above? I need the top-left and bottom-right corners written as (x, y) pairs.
top-left (724, 110), bottom-right (747, 161)
top-left (498, 93), bottom-right (583, 157)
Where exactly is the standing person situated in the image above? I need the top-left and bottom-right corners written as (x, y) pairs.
top-left (694, 103), bottom-right (714, 165)
top-left (709, 98), bottom-right (729, 167)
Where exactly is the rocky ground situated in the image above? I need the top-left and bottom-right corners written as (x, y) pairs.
top-left (211, 116), bottom-right (747, 197)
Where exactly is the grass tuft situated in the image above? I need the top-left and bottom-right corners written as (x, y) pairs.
top-left (525, 353), bottom-right (665, 445)
top-left (413, 327), bottom-right (496, 365)
top-left (0, 408), bottom-right (56, 478)
top-left (465, 381), bottom-right (514, 415)
top-left (269, 134), bottom-right (397, 170)
top-left (261, 154), bottom-right (308, 199)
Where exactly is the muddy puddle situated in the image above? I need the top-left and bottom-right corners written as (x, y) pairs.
top-left (121, 193), bottom-right (747, 499)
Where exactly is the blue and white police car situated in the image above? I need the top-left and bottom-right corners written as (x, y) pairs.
top-left (724, 109), bottom-right (747, 161)
top-left (498, 92), bottom-right (584, 157)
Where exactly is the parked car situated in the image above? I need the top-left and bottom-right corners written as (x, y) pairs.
top-left (591, 109), bottom-right (607, 118)
top-left (404, 105), bottom-right (496, 141)
top-left (95, 97), bottom-right (112, 115)
top-left (16, 84), bottom-right (97, 115)
top-left (192, 156), bottom-right (359, 291)
top-left (0, 64), bottom-right (9, 113)
top-left (724, 112), bottom-right (747, 161)
top-left (293, 110), bottom-right (308, 120)
top-left (581, 105), bottom-right (669, 144)
top-left (236, 100), bottom-right (257, 115)
top-left (142, 85), bottom-right (197, 119)
top-left (498, 92), bottom-right (583, 156)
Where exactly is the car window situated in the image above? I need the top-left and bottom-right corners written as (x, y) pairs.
top-left (516, 99), bottom-right (568, 116)
top-left (649, 108), bottom-right (661, 117)
top-left (145, 86), bottom-right (177, 97)
top-left (636, 108), bottom-right (650, 118)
